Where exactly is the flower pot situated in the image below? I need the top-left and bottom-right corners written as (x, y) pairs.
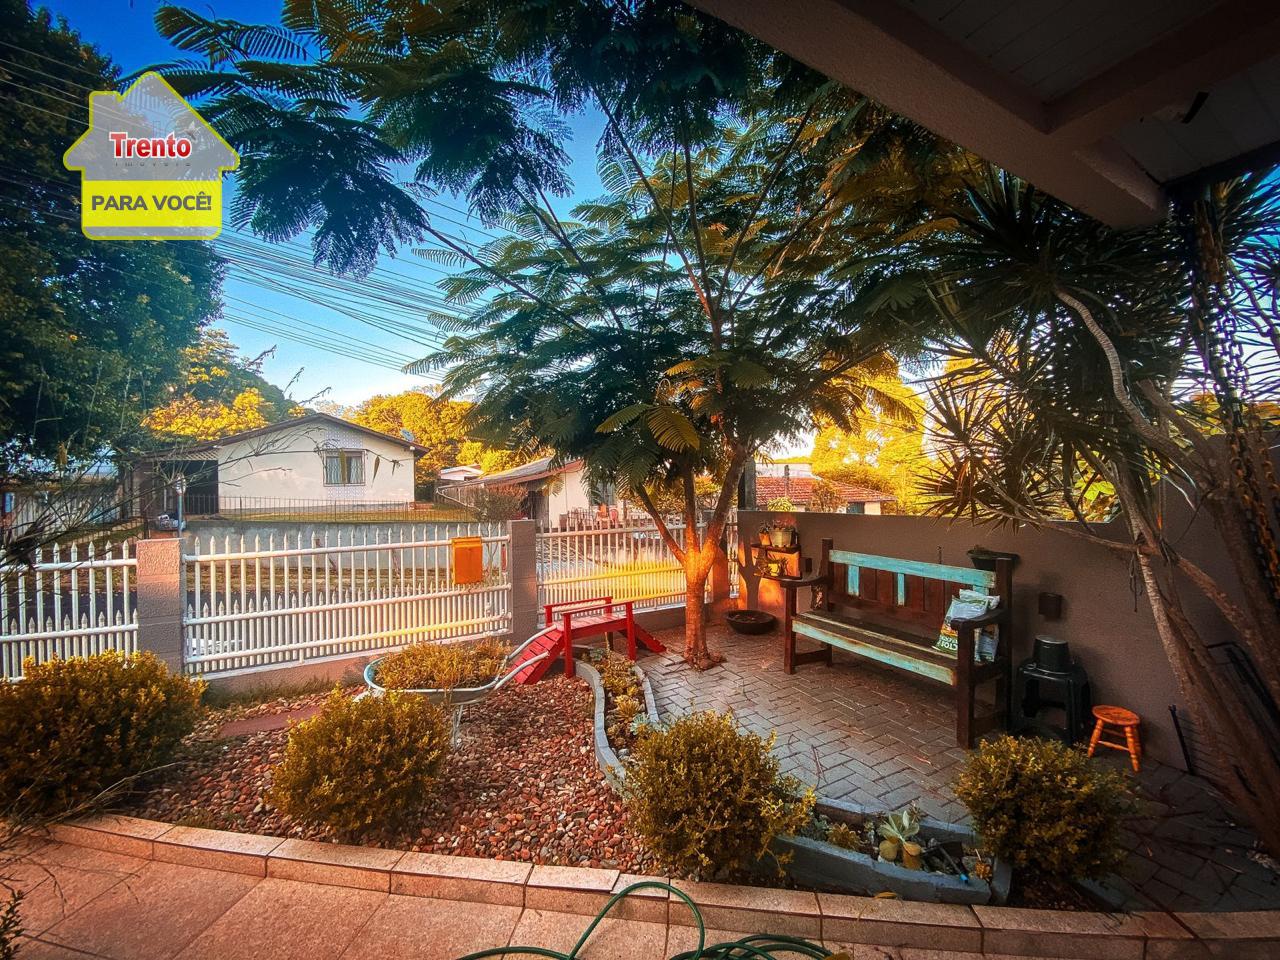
top-left (770, 527), bottom-right (794, 548)
top-left (878, 839), bottom-right (900, 862)
top-left (902, 841), bottom-right (924, 870)
top-left (725, 610), bottom-right (778, 635)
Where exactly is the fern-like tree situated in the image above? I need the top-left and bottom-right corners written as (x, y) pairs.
top-left (148, 0), bottom-right (959, 666)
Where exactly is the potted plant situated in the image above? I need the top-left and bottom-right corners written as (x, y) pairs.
top-left (966, 544), bottom-right (1020, 571)
top-left (766, 515), bottom-right (797, 548)
top-left (877, 805), bottom-right (920, 863)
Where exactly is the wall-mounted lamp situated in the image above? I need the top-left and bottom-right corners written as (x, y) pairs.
top-left (1038, 592), bottom-right (1064, 620)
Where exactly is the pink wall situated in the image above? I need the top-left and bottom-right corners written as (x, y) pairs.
top-left (735, 510), bottom-right (1210, 769)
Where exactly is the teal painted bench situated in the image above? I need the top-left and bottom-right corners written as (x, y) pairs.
top-left (777, 538), bottom-right (1014, 747)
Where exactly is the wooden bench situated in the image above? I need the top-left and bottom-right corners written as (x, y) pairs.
top-left (775, 538), bottom-right (1014, 747)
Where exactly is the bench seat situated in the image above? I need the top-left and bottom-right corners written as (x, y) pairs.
top-left (774, 538), bottom-right (1016, 747)
top-left (793, 609), bottom-right (959, 685)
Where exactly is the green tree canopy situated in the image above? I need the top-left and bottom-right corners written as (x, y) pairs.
top-left (0, 0), bottom-right (221, 474)
top-left (146, 0), bottom-right (960, 665)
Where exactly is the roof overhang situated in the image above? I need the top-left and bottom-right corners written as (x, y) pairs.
top-left (688, 0), bottom-right (1280, 227)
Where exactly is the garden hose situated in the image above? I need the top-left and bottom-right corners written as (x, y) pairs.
top-left (454, 881), bottom-right (840, 960)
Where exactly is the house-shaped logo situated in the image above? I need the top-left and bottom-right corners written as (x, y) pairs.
top-left (63, 72), bottom-right (238, 240)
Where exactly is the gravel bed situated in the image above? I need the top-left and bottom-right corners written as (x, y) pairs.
top-left (122, 676), bottom-right (656, 872)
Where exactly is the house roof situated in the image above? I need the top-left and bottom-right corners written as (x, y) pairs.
top-left (456, 456), bottom-right (584, 487)
top-left (755, 475), bottom-right (895, 507)
top-left (141, 413), bottom-right (429, 458)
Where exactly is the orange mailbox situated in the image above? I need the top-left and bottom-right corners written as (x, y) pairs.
top-left (451, 536), bottom-right (484, 585)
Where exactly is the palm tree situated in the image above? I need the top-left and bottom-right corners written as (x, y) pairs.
top-left (905, 171), bottom-right (1280, 856)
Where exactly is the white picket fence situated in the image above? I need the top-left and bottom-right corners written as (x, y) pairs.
top-left (538, 520), bottom-right (739, 613)
top-left (0, 541), bottom-right (137, 680)
top-left (182, 524), bottom-right (511, 678)
top-left (1, 517), bottom-right (739, 682)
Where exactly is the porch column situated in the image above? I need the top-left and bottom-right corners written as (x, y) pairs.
top-left (508, 519), bottom-right (539, 643)
top-left (134, 537), bottom-right (184, 673)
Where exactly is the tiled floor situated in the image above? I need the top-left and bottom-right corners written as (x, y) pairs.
top-left (643, 623), bottom-right (1280, 912)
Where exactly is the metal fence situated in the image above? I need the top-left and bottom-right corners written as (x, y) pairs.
top-left (0, 540), bottom-right (137, 680)
top-left (538, 520), bottom-right (739, 613)
top-left (182, 524), bottom-right (511, 677)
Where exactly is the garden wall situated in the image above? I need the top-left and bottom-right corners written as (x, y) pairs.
top-left (735, 509), bottom-right (1227, 771)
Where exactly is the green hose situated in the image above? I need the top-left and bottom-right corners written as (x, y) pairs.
top-left (454, 881), bottom-right (837, 960)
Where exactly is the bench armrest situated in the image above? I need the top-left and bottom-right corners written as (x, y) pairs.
top-left (762, 572), bottom-right (826, 589)
top-left (953, 607), bottom-right (1007, 629)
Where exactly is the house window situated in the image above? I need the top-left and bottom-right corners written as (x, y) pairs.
top-left (846, 502), bottom-right (865, 515)
top-left (323, 450), bottom-right (365, 486)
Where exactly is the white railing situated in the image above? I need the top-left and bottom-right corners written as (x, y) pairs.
top-left (0, 540), bottom-right (137, 680)
top-left (538, 519), bottom-right (740, 613)
top-left (182, 523), bottom-right (511, 677)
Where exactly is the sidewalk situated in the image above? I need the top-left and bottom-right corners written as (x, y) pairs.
top-left (9, 839), bottom-right (990, 960)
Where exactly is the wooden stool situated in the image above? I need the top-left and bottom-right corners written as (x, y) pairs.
top-left (1087, 705), bottom-right (1142, 772)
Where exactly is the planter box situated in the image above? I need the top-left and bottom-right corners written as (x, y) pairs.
top-left (577, 659), bottom-right (661, 792)
top-left (776, 798), bottom-right (1011, 905)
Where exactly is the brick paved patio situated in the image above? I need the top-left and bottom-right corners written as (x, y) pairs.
top-left (644, 623), bottom-right (1280, 913)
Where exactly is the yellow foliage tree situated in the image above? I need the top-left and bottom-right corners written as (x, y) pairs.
top-left (809, 375), bottom-right (935, 514)
top-left (142, 387), bottom-right (270, 441)
top-left (350, 389), bottom-right (522, 487)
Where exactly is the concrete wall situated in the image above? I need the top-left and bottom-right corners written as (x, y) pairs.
top-left (216, 420), bottom-right (416, 504)
top-left (736, 509), bottom-right (1198, 768)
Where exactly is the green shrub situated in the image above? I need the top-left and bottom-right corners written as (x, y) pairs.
top-left (954, 735), bottom-right (1131, 880)
top-left (374, 639), bottom-right (507, 690)
top-left (623, 711), bottom-right (814, 880)
top-left (271, 691), bottom-right (449, 840)
top-left (0, 651), bottom-right (204, 817)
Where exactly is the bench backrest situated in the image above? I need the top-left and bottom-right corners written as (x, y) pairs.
top-left (820, 540), bottom-right (1012, 635)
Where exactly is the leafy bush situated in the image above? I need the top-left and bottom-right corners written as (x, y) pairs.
top-left (473, 486), bottom-right (525, 522)
top-left (954, 735), bottom-right (1131, 880)
top-left (765, 496), bottom-right (795, 512)
top-left (271, 691), bottom-right (449, 840)
top-left (374, 639), bottom-right (507, 690)
top-left (623, 711), bottom-right (814, 880)
top-left (0, 651), bottom-right (204, 817)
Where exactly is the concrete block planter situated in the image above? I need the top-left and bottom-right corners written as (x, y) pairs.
top-left (776, 797), bottom-right (1012, 905)
top-left (575, 659), bottom-right (660, 791)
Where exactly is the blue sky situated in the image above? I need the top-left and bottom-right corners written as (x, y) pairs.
top-left (43, 0), bottom-right (608, 408)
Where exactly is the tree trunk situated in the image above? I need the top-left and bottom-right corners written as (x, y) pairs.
top-left (681, 556), bottom-right (719, 670)
top-left (1110, 467), bottom-right (1280, 856)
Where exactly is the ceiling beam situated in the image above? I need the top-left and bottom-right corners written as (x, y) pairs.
top-left (687, 0), bottom-right (1167, 227)
top-left (1046, 0), bottom-right (1280, 148)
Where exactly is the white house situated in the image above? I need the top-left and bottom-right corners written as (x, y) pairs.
top-left (442, 456), bottom-right (620, 528)
top-left (131, 413), bottom-right (427, 516)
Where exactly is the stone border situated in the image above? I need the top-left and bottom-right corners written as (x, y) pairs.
top-left (575, 659), bottom-right (661, 791)
top-left (42, 813), bottom-right (1280, 958)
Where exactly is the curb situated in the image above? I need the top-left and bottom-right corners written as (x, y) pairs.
top-left (41, 813), bottom-right (1280, 958)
